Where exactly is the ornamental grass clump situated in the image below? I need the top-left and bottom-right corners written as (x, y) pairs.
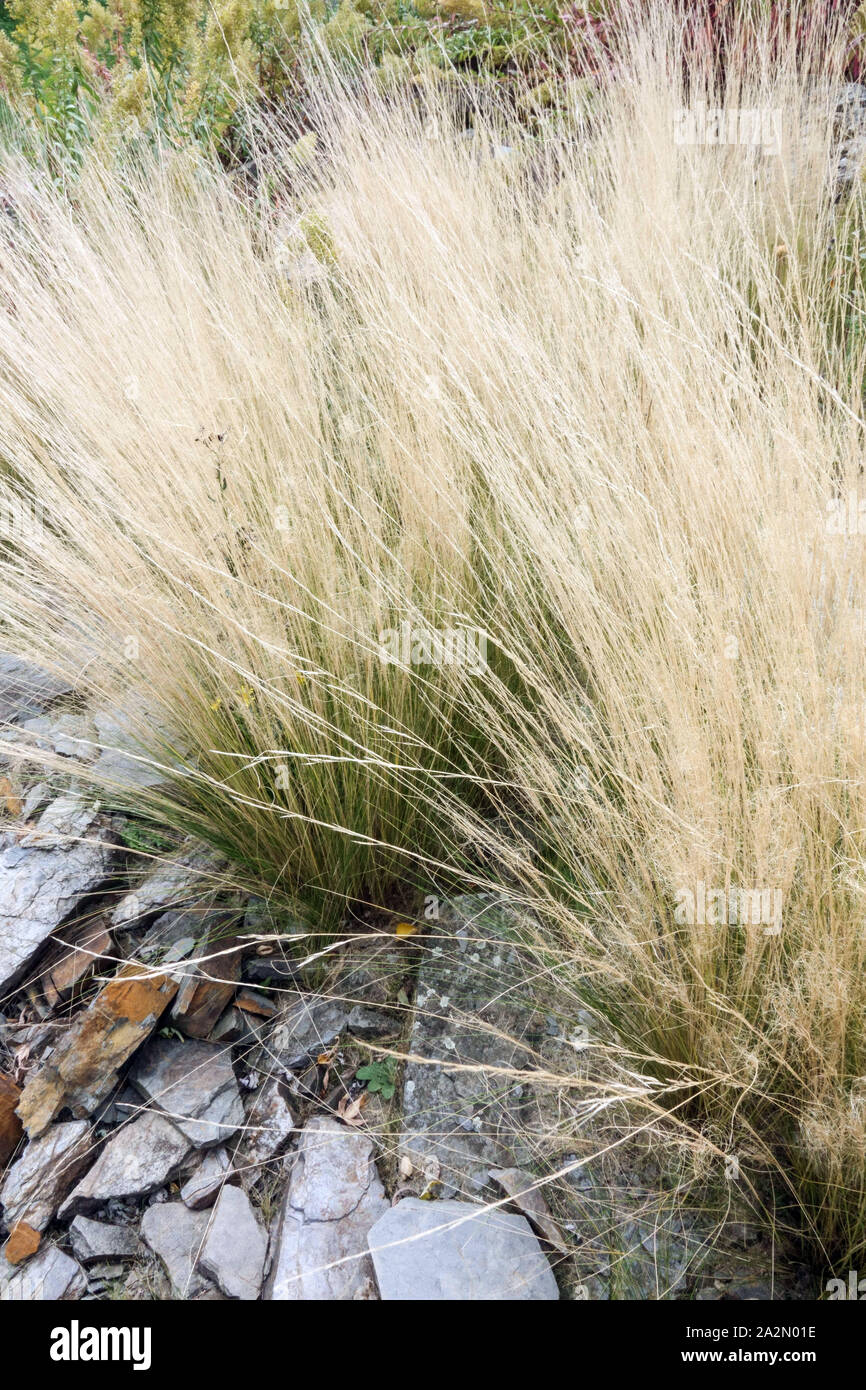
top-left (1, 2), bottom-right (866, 1277)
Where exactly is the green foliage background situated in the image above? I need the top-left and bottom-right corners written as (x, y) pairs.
top-left (0, 0), bottom-right (604, 159)
top-left (0, 4), bottom-right (864, 164)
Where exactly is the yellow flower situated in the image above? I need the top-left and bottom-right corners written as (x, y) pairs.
top-left (81, 3), bottom-right (115, 54)
top-left (39, 0), bottom-right (80, 60)
top-left (421, 0), bottom-right (487, 18)
top-left (202, 0), bottom-right (255, 67)
top-left (210, 697), bottom-right (222, 712)
top-left (238, 685), bottom-right (253, 706)
top-left (112, 64), bottom-right (151, 120)
top-left (161, 0), bottom-right (199, 62)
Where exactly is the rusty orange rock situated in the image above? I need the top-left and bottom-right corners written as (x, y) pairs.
top-left (234, 988), bottom-right (278, 1020)
top-left (170, 936), bottom-right (242, 1040)
top-left (42, 918), bottom-right (113, 1009)
top-left (16, 965), bottom-right (179, 1137)
top-left (0, 1072), bottom-right (23, 1168)
top-left (3, 1221), bottom-right (40, 1265)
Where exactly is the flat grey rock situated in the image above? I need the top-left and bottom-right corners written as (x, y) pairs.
top-left (400, 895), bottom-right (538, 1197)
top-left (368, 1198), bottom-right (559, 1300)
top-left (0, 1243), bottom-right (85, 1301)
top-left (0, 653), bottom-right (72, 725)
top-left (140, 1201), bottom-right (212, 1298)
top-left (59, 1111), bottom-right (194, 1219)
top-left (0, 1120), bottom-right (92, 1231)
top-left (20, 712), bottom-right (98, 760)
top-left (347, 1005), bottom-right (398, 1039)
top-left (91, 708), bottom-right (169, 790)
top-left (69, 1216), bottom-right (142, 1266)
top-left (180, 1147), bottom-right (235, 1210)
top-left (266, 994), bottom-right (347, 1059)
top-left (111, 842), bottom-right (226, 929)
top-left (197, 1185), bottom-right (266, 1301)
top-left (265, 1116), bottom-right (387, 1301)
top-left (0, 795), bottom-right (115, 994)
top-left (130, 1038), bottom-right (244, 1149)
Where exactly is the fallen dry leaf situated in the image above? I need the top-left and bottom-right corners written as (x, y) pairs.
top-left (337, 1092), bottom-right (368, 1127)
top-left (11, 1043), bottom-right (31, 1086)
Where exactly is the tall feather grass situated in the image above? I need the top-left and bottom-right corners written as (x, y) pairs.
top-left (1, 4), bottom-right (865, 1275)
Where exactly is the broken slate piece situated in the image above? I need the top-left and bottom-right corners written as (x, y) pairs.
top-left (3, 1221), bottom-right (40, 1265)
top-left (266, 1116), bottom-right (387, 1301)
top-left (346, 1005), bottom-right (397, 1039)
top-left (234, 988), bottom-right (277, 1020)
top-left (0, 653), bottom-right (72, 725)
top-left (130, 1038), bottom-right (244, 1149)
top-left (21, 712), bottom-right (97, 761)
top-left (0, 794), bottom-right (116, 996)
top-left (42, 917), bottom-right (113, 1009)
top-left (0, 1121), bottom-right (93, 1230)
top-left (111, 842), bottom-right (226, 930)
top-left (59, 1111), bottom-right (194, 1220)
top-left (68, 1216), bottom-right (141, 1266)
top-left (90, 708), bottom-right (168, 792)
top-left (368, 1198), bottom-right (560, 1300)
top-left (209, 1007), bottom-right (255, 1045)
top-left (0, 1071), bottom-right (22, 1167)
top-left (16, 965), bottom-right (179, 1137)
top-left (489, 1167), bottom-right (569, 1252)
top-left (140, 1202), bottom-right (212, 1299)
top-left (265, 994), bottom-right (347, 1060)
top-left (0, 1243), bottom-right (86, 1300)
top-left (168, 925), bottom-right (243, 1039)
top-left (137, 908), bottom-right (207, 962)
top-left (242, 954), bottom-right (303, 986)
top-left (196, 1185), bottom-right (267, 1301)
top-left (180, 1148), bottom-right (235, 1211)
top-left (232, 1078), bottom-right (295, 1180)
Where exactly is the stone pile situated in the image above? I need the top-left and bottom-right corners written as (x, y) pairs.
top-left (0, 655), bottom-right (806, 1301)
